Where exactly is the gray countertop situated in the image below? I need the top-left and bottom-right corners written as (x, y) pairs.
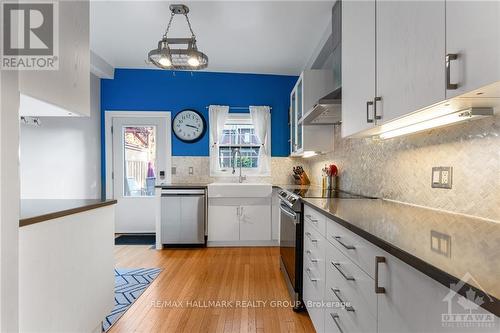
top-left (302, 197), bottom-right (500, 312)
top-left (20, 199), bottom-right (117, 227)
top-left (155, 183), bottom-right (208, 189)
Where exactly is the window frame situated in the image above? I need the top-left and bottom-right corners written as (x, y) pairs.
top-left (210, 113), bottom-right (271, 177)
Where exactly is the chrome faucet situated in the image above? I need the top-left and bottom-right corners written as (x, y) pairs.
top-left (232, 148), bottom-right (247, 183)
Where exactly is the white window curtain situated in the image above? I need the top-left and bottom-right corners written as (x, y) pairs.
top-left (209, 105), bottom-right (229, 173)
top-left (249, 105), bottom-right (271, 174)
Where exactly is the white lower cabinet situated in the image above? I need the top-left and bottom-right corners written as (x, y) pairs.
top-left (302, 205), bottom-right (499, 333)
top-left (208, 204), bottom-right (240, 241)
top-left (208, 198), bottom-right (271, 245)
top-left (303, 220), bottom-right (326, 333)
top-left (239, 204), bottom-right (271, 241)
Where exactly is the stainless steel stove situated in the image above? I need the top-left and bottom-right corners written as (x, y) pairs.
top-left (277, 186), bottom-right (373, 311)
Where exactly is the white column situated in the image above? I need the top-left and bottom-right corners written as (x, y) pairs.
top-left (0, 68), bottom-right (20, 331)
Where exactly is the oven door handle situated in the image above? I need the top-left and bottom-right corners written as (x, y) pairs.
top-left (280, 204), bottom-right (299, 224)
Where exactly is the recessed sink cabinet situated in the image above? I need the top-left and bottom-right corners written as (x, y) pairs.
top-left (207, 183), bottom-right (273, 246)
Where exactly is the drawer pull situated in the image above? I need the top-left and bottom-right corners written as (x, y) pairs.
top-left (375, 256), bottom-right (386, 294)
top-left (331, 262), bottom-right (355, 281)
top-left (330, 313), bottom-right (344, 333)
top-left (305, 214), bottom-right (319, 223)
top-left (446, 53), bottom-right (459, 90)
top-left (334, 236), bottom-right (356, 250)
top-left (306, 268), bottom-right (318, 282)
top-left (331, 288), bottom-right (355, 312)
top-left (305, 232), bottom-right (318, 242)
top-left (305, 250), bottom-right (319, 263)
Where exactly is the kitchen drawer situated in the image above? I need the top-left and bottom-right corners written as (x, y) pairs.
top-left (303, 272), bottom-right (325, 333)
top-left (326, 217), bottom-right (385, 279)
top-left (325, 309), bottom-right (377, 333)
top-left (304, 220), bottom-right (326, 260)
top-left (304, 205), bottom-right (326, 237)
top-left (304, 222), bottom-right (326, 296)
top-left (325, 242), bottom-right (377, 330)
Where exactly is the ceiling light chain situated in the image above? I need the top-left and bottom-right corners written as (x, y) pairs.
top-left (162, 12), bottom-right (175, 38)
top-left (183, 13), bottom-right (196, 39)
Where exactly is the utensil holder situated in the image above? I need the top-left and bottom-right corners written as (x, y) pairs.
top-left (326, 176), bottom-right (338, 190)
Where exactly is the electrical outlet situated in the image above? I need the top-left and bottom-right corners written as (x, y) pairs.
top-left (431, 167), bottom-right (453, 189)
top-left (188, 167), bottom-right (194, 175)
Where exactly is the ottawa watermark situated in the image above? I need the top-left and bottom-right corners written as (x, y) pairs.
top-left (441, 272), bottom-right (497, 329)
top-left (1, 1), bottom-right (59, 70)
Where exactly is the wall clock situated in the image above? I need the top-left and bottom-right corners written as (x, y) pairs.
top-left (172, 109), bottom-right (206, 143)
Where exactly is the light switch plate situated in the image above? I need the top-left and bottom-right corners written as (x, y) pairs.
top-left (431, 167), bottom-right (453, 189)
top-left (188, 167), bottom-right (194, 175)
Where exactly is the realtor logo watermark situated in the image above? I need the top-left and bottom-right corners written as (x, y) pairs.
top-left (441, 272), bottom-right (496, 329)
top-left (1, 1), bottom-right (58, 70)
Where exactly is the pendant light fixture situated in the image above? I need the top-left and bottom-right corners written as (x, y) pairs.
top-left (148, 4), bottom-right (208, 70)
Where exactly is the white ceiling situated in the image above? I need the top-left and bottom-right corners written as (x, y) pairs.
top-left (90, 1), bottom-right (333, 75)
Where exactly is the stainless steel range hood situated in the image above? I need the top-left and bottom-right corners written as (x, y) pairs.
top-left (301, 88), bottom-right (341, 125)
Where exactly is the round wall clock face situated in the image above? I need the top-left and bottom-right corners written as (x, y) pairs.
top-left (172, 109), bottom-right (206, 143)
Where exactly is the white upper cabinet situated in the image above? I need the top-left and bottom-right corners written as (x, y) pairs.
top-left (19, 1), bottom-right (90, 117)
top-left (375, 0), bottom-right (445, 125)
top-left (341, 0), bottom-right (376, 137)
top-left (341, 0), bottom-right (499, 138)
top-left (290, 70), bottom-right (335, 155)
top-left (446, 1), bottom-right (500, 98)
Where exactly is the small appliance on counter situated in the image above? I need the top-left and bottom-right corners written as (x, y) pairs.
top-left (292, 166), bottom-right (310, 185)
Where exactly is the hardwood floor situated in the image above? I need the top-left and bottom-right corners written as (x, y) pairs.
top-left (110, 246), bottom-right (315, 333)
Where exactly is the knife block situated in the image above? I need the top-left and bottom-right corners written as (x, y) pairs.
top-left (294, 172), bottom-right (310, 186)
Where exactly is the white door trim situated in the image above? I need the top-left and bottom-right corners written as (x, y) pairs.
top-left (104, 111), bottom-right (172, 199)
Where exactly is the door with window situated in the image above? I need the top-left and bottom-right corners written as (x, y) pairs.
top-left (111, 116), bottom-right (170, 233)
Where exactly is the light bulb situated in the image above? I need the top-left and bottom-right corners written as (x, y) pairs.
top-left (188, 56), bottom-right (200, 67)
top-left (158, 55), bottom-right (171, 67)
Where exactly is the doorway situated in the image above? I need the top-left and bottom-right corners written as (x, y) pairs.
top-left (105, 112), bottom-right (171, 233)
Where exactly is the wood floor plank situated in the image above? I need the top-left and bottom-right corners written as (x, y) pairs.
top-left (109, 246), bottom-right (315, 333)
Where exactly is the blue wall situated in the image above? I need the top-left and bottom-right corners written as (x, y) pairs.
top-left (101, 68), bottom-right (298, 157)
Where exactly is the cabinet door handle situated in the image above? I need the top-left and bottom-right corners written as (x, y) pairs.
top-left (446, 53), bottom-right (459, 90)
top-left (331, 288), bottom-right (355, 312)
top-left (375, 256), bottom-right (386, 294)
top-left (236, 207), bottom-right (240, 216)
top-left (330, 313), bottom-right (344, 333)
top-left (306, 268), bottom-right (318, 282)
top-left (333, 236), bottom-right (356, 250)
top-left (305, 250), bottom-right (319, 263)
top-left (374, 96), bottom-right (382, 120)
top-left (331, 262), bottom-right (355, 281)
top-left (366, 101), bottom-right (374, 123)
top-left (305, 214), bottom-right (318, 223)
top-left (305, 232), bottom-right (318, 243)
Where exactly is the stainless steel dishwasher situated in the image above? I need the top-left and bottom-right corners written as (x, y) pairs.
top-left (161, 188), bottom-right (206, 246)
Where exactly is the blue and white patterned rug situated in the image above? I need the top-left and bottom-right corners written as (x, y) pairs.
top-left (102, 268), bottom-right (162, 332)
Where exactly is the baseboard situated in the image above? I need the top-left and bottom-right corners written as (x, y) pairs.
top-left (207, 240), bottom-right (279, 247)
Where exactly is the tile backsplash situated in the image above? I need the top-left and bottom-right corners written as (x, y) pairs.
top-left (171, 156), bottom-right (297, 185)
top-left (169, 115), bottom-right (499, 222)
top-left (303, 114), bottom-right (500, 222)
